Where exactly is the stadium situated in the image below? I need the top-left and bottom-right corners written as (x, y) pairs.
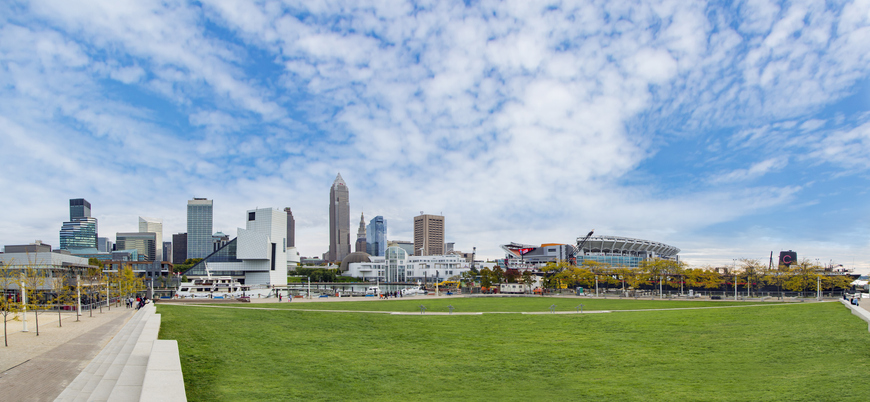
top-left (501, 235), bottom-right (680, 269)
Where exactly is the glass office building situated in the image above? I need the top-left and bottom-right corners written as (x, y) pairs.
top-left (59, 217), bottom-right (98, 250)
top-left (187, 198), bottom-right (213, 259)
top-left (60, 198), bottom-right (98, 250)
top-left (366, 216), bottom-right (387, 257)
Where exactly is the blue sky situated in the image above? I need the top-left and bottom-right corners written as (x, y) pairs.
top-left (1, 0), bottom-right (869, 271)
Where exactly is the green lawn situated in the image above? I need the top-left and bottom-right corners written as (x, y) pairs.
top-left (158, 301), bottom-right (870, 401)
top-left (207, 297), bottom-right (780, 312)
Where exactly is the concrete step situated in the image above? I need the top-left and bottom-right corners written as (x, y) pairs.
top-left (106, 314), bottom-right (162, 402)
top-left (87, 305), bottom-right (156, 401)
top-left (55, 308), bottom-right (145, 402)
top-left (140, 340), bottom-right (187, 402)
top-left (54, 304), bottom-right (153, 402)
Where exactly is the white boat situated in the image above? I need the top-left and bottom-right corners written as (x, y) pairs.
top-left (176, 276), bottom-right (250, 299)
top-left (365, 286), bottom-right (381, 295)
top-left (401, 286), bottom-right (427, 296)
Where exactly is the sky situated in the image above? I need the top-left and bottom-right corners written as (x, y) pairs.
top-left (1, 0), bottom-right (869, 272)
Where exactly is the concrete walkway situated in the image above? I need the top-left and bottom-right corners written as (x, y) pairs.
top-left (0, 307), bottom-right (135, 402)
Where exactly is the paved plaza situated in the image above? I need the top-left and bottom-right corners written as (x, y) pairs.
top-left (0, 307), bottom-right (135, 402)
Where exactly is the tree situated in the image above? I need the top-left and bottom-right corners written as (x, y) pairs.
top-left (738, 259), bottom-right (765, 297)
top-left (172, 258), bottom-right (203, 275)
top-left (555, 266), bottom-right (594, 289)
top-left (1, 261), bottom-right (22, 346)
top-left (84, 265), bottom-right (103, 317)
top-left (540, 260), bottom-right (572, 290)
top-left (822, 274), bottom-right (853, 293)
top-left (23, 266), bottom-right (47, 336)
top-left (504, 269), bottom-right (521, 283)
top-left (583, 260), bottom-right (615, 293)
top-left (51, 269), bottom-right (75, 327)
top-left (785, 259), bottom-right (820, 297)
top-left (478, 267), bottom-right (494, 289)
top-left (764, 263), bottom-right (791, 299)
top-left (491, 266), bottom-right (505, 286)
top-left (460, 270), bottom-right (477, 290)
top-left (521, 271), bottom-right (535, 294)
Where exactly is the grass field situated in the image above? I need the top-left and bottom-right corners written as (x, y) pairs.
top-left (158, 300), bottom-right (870, 401)
top-left (203, 297), bottom-right (781, 313)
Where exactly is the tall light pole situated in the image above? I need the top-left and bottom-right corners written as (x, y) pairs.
top-left (20, 271), bottom-right (28, 332)
top-left (733, 259), bottom-right (737, 301)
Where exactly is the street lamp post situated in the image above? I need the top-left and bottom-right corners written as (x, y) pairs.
top-left (733, 259), bottom-right (737, 301)
top-left (20, 272), bottom-right (28, 333)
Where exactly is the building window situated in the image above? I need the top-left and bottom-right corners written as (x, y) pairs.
top-left (248, 212), bottom-right (256, 221)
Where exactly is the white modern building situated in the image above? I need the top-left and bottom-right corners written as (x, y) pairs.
top-left (340, 246), bottom-right (475, 283)
top-left (181, 208), bottom-right (287, 286)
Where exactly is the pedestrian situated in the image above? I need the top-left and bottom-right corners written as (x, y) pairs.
top-left (279, 294), bottom-right (282, 302)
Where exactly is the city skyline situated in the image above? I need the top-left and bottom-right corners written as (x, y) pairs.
top-left (1, 2), bottom-right (869, 271)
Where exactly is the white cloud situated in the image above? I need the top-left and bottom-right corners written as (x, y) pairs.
top-left (1, 0), bottom-right (869, 272)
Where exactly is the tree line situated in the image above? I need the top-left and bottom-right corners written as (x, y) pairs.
top-left (466, 258), bottom-right (854, 296)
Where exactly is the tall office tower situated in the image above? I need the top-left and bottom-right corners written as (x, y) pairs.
top-left (187, 198), bottom-right (213, 259)
top-left (328, 173), bottom-right (351, 262)
top-left (60, 198), bottom-right (98, 250)
top-left (366, 216), bottom-right (387, 256)
top-left (163, 241), bottom-right (172, 262)
top-left (355, 213), bottom-right (367, 253)
top-left (69, 198), bottom-right (91, 220)
top-left (284, 207), bottom-right (295, 247)
top-left (414, 214), bottom-right (445, 256)
top-left (139, 216), bottom-right (163, 261)
top-left (116, 232), bottom-right (157, 261)
top-left (172, 233), bottom-right (187, 264)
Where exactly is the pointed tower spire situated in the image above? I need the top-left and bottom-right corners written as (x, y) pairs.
top-left (356, 211), bottom-right (367, 253)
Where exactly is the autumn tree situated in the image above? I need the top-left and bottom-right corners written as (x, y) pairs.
top-left (540, 260), bottom-right (572, 289)
top-left (822, 274), bottom-right (853, 294)
top-left (764, 263), bottom-right (792, 299)
top-left (23, 266), bottom-right (47, 336)
top-left (555, 266), bottom-right (594, 290)
top-left (51, 269), bottom-right (75, 327)
top-left (684, 266), bottom-right (722, 294)
top-left (785, 259), bottom-right (820, 297)
top-left (738, 259), bottom-right (766, 297)
top-left (0, 262), bottom-right (24, 346)
top-left (583, 260), bottom-right (616, 293)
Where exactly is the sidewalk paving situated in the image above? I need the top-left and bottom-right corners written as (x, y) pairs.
top-left (0, 306), bottom-right (135, 402)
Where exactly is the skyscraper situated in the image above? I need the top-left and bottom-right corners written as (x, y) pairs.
top-left (172, 233), bottom-right (187, 264)
top-left (163, 241), bottom-right (172, 262)
top-left (414, 214), bottom-right (445, 256)
top-left (284, 207), bottom-right (295, 247)
top-left (328, 173), bottom-right (351, 262)
top-left (366, 216), bottom-right (387, 257)
top-left (355, 212), bottom-right (367, 253)
top-left (59, 198), bottom-right (98, 250)
top-left (187, 198), bottom-right (213, 259)
top-left (139, 216), bottom-right (163, 261)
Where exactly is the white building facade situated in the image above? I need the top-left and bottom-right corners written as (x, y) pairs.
top-left (203, 208), bottom-right (288, 286)
top-left (341, 246), bottom-right (473, 283)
